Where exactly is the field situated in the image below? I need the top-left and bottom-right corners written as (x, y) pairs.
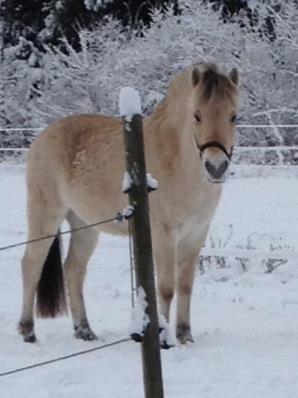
top-left (0, 164), bottom-right (298, 398)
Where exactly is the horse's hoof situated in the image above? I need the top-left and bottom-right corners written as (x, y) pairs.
top-left (159, 325), bottom-right (175, 349)
top-left (23, 333), bottom-right (37, 343)
top-left (74, 326), bottom-right (97, 341)
top-left (160, 340), bottom-right (174, 350)
top-left (131, 333), bottom-right (143, 343)
top-left (18, 320), bottom-right (36, 343)
top-left (176, 323), bottom-right (194, 345)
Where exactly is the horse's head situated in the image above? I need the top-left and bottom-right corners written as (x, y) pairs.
top-left (190, 64), bottom-right (239, 183)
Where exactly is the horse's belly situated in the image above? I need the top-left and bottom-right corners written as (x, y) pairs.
top-left (64, 164), bottom-right (129, 233)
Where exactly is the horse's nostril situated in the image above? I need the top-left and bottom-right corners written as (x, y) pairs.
top-left (205, 159), bottom-right (229, 179)
top-left (205, 160), bottom-right (217, 177)
top-left (218, 159), bottom-right (229, 176)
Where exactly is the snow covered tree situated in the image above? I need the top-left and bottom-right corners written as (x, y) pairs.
top-left (0, 0), bottom-right (179, 54)
top-left (1, 0), bottom-right (297, 151)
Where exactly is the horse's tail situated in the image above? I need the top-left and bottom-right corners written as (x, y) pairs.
top-left (36, 233), bottom-right (67, 318)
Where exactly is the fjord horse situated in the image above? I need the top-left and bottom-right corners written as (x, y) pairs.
top-left (19, 63), bottom-right (239, 343)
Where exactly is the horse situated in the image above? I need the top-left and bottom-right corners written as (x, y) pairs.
top-left (18, 63), bottom-right (239, 344)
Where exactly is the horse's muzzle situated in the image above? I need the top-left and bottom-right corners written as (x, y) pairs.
top-left (204, 159), bottom-right (229, 183)
top-left (194, 136), bottom-right (232, 183)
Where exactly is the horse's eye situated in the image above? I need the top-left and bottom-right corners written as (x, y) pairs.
top-left (231, 114), bottom-right (237, 123)
top-left (194, 114), bottom-right (201, 123)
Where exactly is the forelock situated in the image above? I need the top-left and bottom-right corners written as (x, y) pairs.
top-left (199, 65), bottom-right (237, 103)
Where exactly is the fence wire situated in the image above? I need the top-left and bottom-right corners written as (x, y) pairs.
top-left (0, 213), bottom-right (126, 252)
top-left (0, 338), bottom-right (131, 378)
top-left (0, 209), bottom-right (134, 379)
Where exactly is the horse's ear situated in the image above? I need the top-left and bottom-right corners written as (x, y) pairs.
top-left (229, 68), bottom-right (239, 85)
top-left (191, 67), bottom-right (201, 87)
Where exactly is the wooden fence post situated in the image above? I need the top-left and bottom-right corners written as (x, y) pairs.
top-left (120, 89), bottom-right (164, 398)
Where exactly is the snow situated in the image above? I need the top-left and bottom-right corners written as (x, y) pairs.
top-left (2, 2), bottom-right (297, 140)
top-left (159, 315), bottom-right (175, 349)
top-left (128, 287), bottom-right (149, 339)
top-left (119, 87), bottom-right (142, 118)
top-left (122, 171), bottom-right (133, 193)
top-left (146, 173), bottom-right (158, 191)
top-left (122, 172), bottom-right (158, 193)
top-left (0, 164), bottom-right (298, 397)
top-left (84, 0), bottom-right (113, 11)
top-left (120, 205), bottom-right (134, 220)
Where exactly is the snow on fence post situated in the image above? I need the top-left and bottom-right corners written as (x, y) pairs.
top-left (119, 87), bottom-right (164, 398)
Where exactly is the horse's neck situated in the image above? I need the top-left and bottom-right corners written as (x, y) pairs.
top-left (144, 101), bottom-right (187, 159)
top-left (143, 67), bottom-right (207, 181)
top-left (145, 67), bottom-right (193, 131)
top-left (144, 97), bottom-right (204, 183)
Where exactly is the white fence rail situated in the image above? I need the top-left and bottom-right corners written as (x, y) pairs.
top-left (237, 124), bottom-right (298, 128)
top-left (0, 148), bottom-right (28, 152)
top-left (1, 125), bottom-right (298, 130)
top-left (1, 146), bottom-right (298, 151)
top-left (2, 125), bottom-right (298, 159)
top-left (1, 125), bottom-right (298, 155)
top-left (0, 128), bottom-right (44, 131)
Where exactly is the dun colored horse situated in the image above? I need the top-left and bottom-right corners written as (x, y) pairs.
top-left (19, 63), bottom-right (239, 344)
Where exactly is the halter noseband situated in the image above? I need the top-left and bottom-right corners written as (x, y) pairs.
top-left (194, 136), bottom-right (233, 160)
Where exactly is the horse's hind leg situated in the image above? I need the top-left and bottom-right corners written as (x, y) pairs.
top-left (19, 204), bottom-right (66, 342)
top-left (64, 211), bottom-right (99, 341)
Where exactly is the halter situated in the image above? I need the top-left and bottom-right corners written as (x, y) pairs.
top-left (194, 136), bottom-right (233, 160)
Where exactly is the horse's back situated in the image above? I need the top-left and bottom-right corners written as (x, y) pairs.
top-left (26, 114), bottom-right (124, 219)
top-left (29, 114), bottom-right (120, 161)
top-left (27, 114), bottom-right (121, 178)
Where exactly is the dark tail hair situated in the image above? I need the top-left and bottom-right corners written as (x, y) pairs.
top-left (36, 234), bottom-right (67, 318)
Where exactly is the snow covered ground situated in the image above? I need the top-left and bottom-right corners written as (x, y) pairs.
top-left (0, 164), bottom-right (298, 398)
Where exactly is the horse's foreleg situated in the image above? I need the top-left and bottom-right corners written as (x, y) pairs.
top-left (64, 212), bottom-right (99, 341)
top-left (176, 229), bottom-right (209, 344)
top-left (176, 251), bottom-right (198, 344)
top-left (153, 227), bottom-right (177, 323)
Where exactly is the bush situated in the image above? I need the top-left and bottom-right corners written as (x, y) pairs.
top-left (1, 0), bottom-right (297, 148)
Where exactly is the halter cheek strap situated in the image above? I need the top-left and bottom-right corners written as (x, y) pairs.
top-left (194, 136), bottom-right (233, 160)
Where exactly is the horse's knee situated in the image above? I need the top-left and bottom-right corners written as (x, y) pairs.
top-left (159, 285), bottom-right (174, 305)
top-left (158, 285), bottom-right (174, 322)
top-left (178, 281), bottom-right (192, 296)
top-left (177, 257), bottom-right (196, 296)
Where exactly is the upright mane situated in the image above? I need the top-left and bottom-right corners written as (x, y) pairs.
top-left (153, 63), bottom-right (237, 125)
top-left (199, 64), bottom-right (237, 103)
